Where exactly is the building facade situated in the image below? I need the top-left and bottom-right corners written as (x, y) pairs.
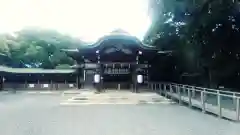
top-left (0, 66), bottom-right (77, 91)
top-left (0, 30), bottom-right (169, 92)
top-left (63, 30), bottom-right (161, 92)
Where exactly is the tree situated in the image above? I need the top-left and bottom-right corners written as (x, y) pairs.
top-left (0, 28), bottom-right (85, 68)
top-left (146, 0), bottom-right (240, 89)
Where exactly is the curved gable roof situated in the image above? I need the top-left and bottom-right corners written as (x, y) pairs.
top-left (80, 32), bottom-right (156, 50)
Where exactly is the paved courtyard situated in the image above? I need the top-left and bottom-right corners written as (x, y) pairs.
top-left (0, 91), bottom-right (239, 135)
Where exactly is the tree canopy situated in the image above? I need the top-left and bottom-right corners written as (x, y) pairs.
top-left (146, 0), bottom-right (240, 89)
top-left (0, 28), bottom-right (85, 69)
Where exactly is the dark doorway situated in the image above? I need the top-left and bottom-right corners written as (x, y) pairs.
top-left (83, 69), bottom-right (95, 89)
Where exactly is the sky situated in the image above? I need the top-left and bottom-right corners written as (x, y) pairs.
top-left (0, 0), bottom-right (151, 42)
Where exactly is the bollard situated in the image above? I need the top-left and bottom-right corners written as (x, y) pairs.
top-left (201, 91), bottom-right (206, 113)
top-left (188, 88), bottom-right (192, 107)
top-left (236, 97), bottom-right (239, 121)
top-left (217, 90), bottom-right (222, 118)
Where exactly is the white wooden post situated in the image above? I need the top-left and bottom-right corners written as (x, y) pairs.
top-left (164, 84), bottom-right (167, 97)
top-left (162, 83), bottom-right (165, 96)
top-left (192, 86), bottom-right (196, 98)
top-left (201, 91), bottom-right (206, 113)
top-left (233, 93), bottom-right (236, 107)
top-left (118, 84), bottom-right (120, 90)
top-left (236, 97), bottom-right (239, 121)
top-left (183, 85), bottom-right (186, 96)
top-left (175, 85), bottom-right (178, 94)
top-left (170, 84), bottom-right (173, 99)
top-left (158, 83), bottom-right (160, 93)
top-left (203, 88), bottom-right (207, 101)
top-left (158, 83), bottom-right (161, 95)
top-left (217, 90), bottom-right (222, 118)
top-left (178, 85), bottom-right (181, 104)
top-left (188, 88), bottom-right (192, 107)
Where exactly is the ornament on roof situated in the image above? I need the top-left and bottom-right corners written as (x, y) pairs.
top-left (110, 29), bottom-right (130, 35)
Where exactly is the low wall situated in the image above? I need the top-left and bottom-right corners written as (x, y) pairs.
top-left (3, 83), bottom-right (77, 90)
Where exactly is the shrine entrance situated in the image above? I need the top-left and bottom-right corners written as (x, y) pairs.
top-left (83, 69), bottom-right (95, 89)
top-left (63, 29), bottom-right (160, 92)
top-left (102, 63), bottom-right (133, 90)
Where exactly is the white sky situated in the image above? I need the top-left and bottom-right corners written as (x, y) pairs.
top-left (0, 0), bottom-right (151, 42)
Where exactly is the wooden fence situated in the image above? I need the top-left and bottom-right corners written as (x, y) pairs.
top-left (149, 82), bottom-right (240, 121)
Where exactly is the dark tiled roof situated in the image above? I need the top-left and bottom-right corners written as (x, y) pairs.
top-left (0, 66), bottom-right (75, 74)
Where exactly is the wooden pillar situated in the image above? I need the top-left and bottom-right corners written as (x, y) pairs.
top-left (0, 76), bottom-right (3, 91)
top-left (24, 80), bottom-right (27, 88)
top-left (100, 64), bottom-right (104, 91)
top-left (50, 79), bottom-right (53, 90)
top-left (132, 64), bottom-right (138, 93)
top-left (95, 64), bottom-right (102, 92)
top-left (37, 77), bottom-right (40, 89)
top-left (83, 69), bottom-right (86, 82)
top-left (76, 75), bottom-right (79, 89)
top-left (95, 50), bottom-right (102, 92)
top-left (135, 52), bottom-right (141, 93)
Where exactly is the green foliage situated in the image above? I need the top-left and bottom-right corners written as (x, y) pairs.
top-left (147, 0), bottom-right (240, 88)
top-left (0, 28), bottom-right (83, 68)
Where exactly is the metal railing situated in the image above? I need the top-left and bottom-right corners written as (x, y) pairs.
top-left (148, 82), bottom-right (240, 121)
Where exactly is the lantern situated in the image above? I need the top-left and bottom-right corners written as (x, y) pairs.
top-left (43, 84), bottom-right (49, 88)
top-left (29, 84), bottom-right (35, 88)
top-left (137, 75), bottom-right (143, 84)
top-left (94, 74), bottom-right (100, 83)
top-left (69, 84), bottom-right (74, 88)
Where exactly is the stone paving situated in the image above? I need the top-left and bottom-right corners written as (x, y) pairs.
top-left (0, 90), bottom-right (239, 135)
top-left (60, 91), bottom-right (174, 105)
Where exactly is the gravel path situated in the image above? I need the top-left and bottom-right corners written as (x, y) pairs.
top-left (0, 92), bottom-right (239, 135)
